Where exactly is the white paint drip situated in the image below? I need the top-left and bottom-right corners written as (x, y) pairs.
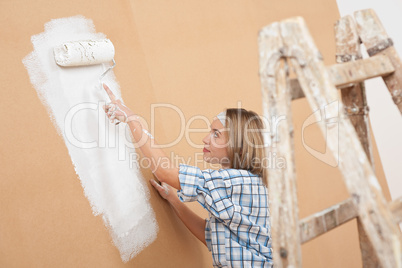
top-left (143, 129), bottom-right (155, 139)
top-left (22, 16), bottom-right (158, 262)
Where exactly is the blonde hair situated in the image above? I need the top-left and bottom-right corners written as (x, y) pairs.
top-left (224, 108), bottom-right (268, 186)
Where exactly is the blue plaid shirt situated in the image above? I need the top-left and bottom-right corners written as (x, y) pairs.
top-left (177, 164), bottom-right (273, 268)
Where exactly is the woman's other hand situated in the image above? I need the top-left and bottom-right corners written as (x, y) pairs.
top-left (150, 179), bottom-right (178, 203)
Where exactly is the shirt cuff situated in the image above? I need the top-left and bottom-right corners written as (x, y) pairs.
top-left (177, 164), bottom-right (202, 202)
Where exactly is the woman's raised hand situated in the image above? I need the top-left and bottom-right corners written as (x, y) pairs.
top-left (103, 83), bottom-right (136, 124)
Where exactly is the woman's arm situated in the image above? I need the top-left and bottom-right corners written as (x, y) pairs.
top-left (103, 84), bottom-right (180, 189)
top-left (126, 117), bottom-right (180, 189)
top-left (150, 179), bottom-right (207, 246)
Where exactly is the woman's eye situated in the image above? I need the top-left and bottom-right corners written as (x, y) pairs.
top-left (213, 131), bottom-right (219, 138)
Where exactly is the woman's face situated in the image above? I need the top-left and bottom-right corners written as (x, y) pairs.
top-left (202, 118), bottom-right (230, 168)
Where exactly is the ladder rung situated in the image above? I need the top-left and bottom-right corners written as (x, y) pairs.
top-left (299, 198), bottom-right (356, 244)
top-left (291, 54), bottom-right (395, 100)
top-left (299, 196), bottom-right (402, 243)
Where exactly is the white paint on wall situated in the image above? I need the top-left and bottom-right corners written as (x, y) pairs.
top-left (336, 1), bottom-right (402, 202)
top-left (23, 16), bottom-right (158, 262)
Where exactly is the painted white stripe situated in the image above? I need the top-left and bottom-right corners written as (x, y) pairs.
top-left (23, 15), bottom-right (158, 262)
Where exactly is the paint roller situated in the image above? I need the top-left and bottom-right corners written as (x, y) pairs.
top-left (53, 39), bottom-right (116, 86)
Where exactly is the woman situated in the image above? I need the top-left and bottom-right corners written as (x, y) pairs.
top-left (103, 84), bottom-right (273, 267)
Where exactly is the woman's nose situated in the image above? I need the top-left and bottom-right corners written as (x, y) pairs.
top-left (202, 133), bottom-right (210, 144)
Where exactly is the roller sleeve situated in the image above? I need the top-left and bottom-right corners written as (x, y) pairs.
top-left (53, 39), bottom-right (115, 66)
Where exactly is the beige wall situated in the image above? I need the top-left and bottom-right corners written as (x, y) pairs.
top-left (0, 0), bottom-right (391, 267)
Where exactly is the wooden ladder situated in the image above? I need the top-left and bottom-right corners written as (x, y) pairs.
top-left (258, 9), bottom-right (402, 268)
